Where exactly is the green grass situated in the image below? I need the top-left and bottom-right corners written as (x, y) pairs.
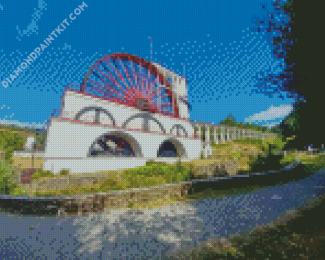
top-left (14, 161), bottom-right (193, 196)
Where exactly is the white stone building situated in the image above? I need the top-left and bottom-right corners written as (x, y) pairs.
top-left (43, 54), bottom-right (201, 174)
top-left (39, 53), bottom-right (277, 174)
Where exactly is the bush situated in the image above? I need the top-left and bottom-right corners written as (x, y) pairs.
top-left (145, 159), bottom-right (156, 166)
top-left (0, 131), bottom-right (25, 162)
top-left (10, 185), bottom-right (30, 196)
top-left (99, 174), bottom-right (130, 191)
top-left (249, 154), bottom-right (284, 173)
top-left (280, 153), bottom-right (298, 166)
top-left (299, 155), bottom-right (325, 173)
top-left (0, 159), bottom-right (16, 194)
top-left (31, 162), bottom-right (192, 196)
top-left (59, 169), bottom-right (70, 176)
top-left (121, 161), bottom-right (190, 189)
top-left (145, 160), bottom-right (167, 166)
top-left (31, 170), bottom-right (55, 180)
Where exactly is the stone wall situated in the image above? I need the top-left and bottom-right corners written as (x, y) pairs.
top-left (23, 175), bottom-right (110, 191)
top-left (56, 182), bottom-right (192, 216)
top-left (187, 158), bottom-right (239, 178)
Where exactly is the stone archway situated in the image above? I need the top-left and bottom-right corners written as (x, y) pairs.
top-left (88, 131), bottom-right (143, 157)
top-left (157, 138), bottom-right (187, 158)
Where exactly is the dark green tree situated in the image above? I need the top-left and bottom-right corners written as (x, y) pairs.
top-left (220, 113), bottom-right (237, 126)
top-left (250, 0), bottom-right (325, 149)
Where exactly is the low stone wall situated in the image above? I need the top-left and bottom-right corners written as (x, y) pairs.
top-left (21, 158), bottom-right (238, 192)
top-left (22, 175), bottom-right (111, 191)
top-left (0, 182), bottom-right (192, 216)
top-left (1, 164), bottom-right (304, 216)
top-left (187, 158), bottom-right (239, 178)
top-left (56, 182), bottom-right (192, 216)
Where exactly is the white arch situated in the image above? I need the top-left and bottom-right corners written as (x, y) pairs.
top-left (87, 131), bottom-right (143, 157)
top-left (157, 137), bottom-right (187, 158)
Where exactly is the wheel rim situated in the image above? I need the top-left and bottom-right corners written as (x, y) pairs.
top-left (81, 53), bottom-right (179, 117)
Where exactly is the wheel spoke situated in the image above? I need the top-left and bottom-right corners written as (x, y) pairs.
top-left (81, 54), bottom-right (179, 117)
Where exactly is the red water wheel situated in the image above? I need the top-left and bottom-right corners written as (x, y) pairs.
top-left (80, 53), bottom-right (179, 117)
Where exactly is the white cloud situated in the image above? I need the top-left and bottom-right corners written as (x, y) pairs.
top-left (245, 104), bottom-right (293, 126)
top-left (0, 119), bottom-right (46, 129)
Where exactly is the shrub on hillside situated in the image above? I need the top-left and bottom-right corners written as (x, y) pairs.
top-left (234, 138), bottom-right (264, 147)
top-left (0, 131), bottom-right (24, 162)
top-left (31, 170), bottom-right (54, 179)
top-left (300, 155), bottom-right (325, 173)
top-left (99, 174), bottom-right (130, 191)
top-left (145, 160), bottom-right (167, 166)
top-left (10, 185), bottom-right (30, 196)
top-left (0, 159), bottom-right (16, 194)
top-left (121, 161), bottom-right (190, 188)
top-left (249, 154), bottom-right (284, 173)
top-left (59, 169), bottom-right (70, 176)
top-left (280, 153), bottom-right (298, 166)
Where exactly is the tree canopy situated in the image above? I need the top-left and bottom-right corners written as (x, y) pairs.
top-left (250, 0), bottom-right (325, 149)
top-left (219, 113), bottom-right (236, 126)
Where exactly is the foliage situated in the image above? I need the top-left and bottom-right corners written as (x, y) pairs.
top-left (234, 136), bottom-right (286, 156)
top-left (280, 153), bottom-right (298, 166)
top-left (35, 132), bottom-right (47, 146)
top-left (200, 150), bottom-right (204, 159)
top-left (251, 1), bottom-right (325, 150)
top-left (229, 152), bottom-right (241, 160)
top-left (121, 162), bottom-right (190, 188)
top-left (0, 130), bottom-right (25, 163)
top-left (10, 185), bottom-right (30, 196)
top-left (145, 160), bottom-right (167, 166)
top-left (219, 113), bottom-right (237, 126)
top-left (299, 155), bottom-right (325, 173)
top-left (212, 142), bottom-right (231, 150)
top-left (31, 170), bottom-right (54, 180)
top-left (29, 162), bottom-right (193, 196)
top-left (145, 159), bottom-right (156, 166)
top-left (249, 154), bottom-right (284, 173)
top-left (0, 159), bottom-right (16, 194)
top-left (234, 138), bottom-right (264, 148)
top-left (59, 169), bottom-right (70, 176)
top-left (99, 173), bottom-right (130, 191)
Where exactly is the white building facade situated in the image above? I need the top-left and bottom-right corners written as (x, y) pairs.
top-left (42, 53), bottom-right (277, 174)
top-left (43, 54), bottom-right (202, 174)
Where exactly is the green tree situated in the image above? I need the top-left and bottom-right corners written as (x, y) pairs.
top-left (220, 113), bottom-right (237, 126)
top-left (251, 1), bottom-right (325, 149)
top-left (0, 160), bottom-right (16, 194)
top-left (0, 131), bottom-right (25, 163)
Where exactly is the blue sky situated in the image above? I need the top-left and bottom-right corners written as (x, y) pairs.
top-left (0, 0), bottom-right (294, 129)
